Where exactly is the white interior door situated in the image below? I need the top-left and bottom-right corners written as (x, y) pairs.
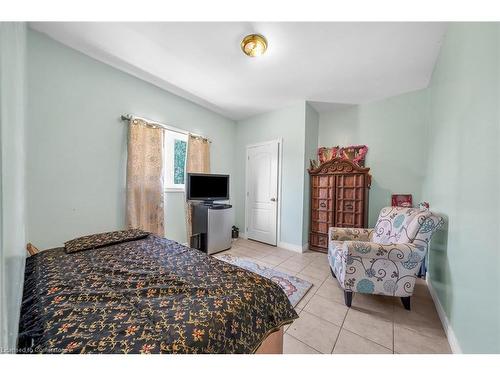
top-left (246, 140), bottom-right (279, 246)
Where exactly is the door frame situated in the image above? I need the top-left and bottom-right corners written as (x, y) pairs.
top-left (244, 138), bottom-right (283, 246)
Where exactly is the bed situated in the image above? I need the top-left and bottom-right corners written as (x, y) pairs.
top-left (18, 232), bottom-right (298, 354)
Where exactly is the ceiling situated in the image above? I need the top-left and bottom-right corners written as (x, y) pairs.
top-left (29, 22), bottom-right (447, 120)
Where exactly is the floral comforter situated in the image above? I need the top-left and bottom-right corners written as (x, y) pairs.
top-left (18, 235), bottom-right (297, 353)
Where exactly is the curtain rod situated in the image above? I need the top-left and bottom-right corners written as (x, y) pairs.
top-left (120, 114), bottom-right (211, 142)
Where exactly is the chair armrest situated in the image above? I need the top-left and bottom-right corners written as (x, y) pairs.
top-left (343, 241), bottom-right (426, 263)
top-left (329, 227), bottom-right (374, 242)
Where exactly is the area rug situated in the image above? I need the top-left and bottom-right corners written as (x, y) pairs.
top-left (216, 254), bottom-right (313, 307)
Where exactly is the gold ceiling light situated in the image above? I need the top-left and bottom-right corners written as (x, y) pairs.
top-left (241, 34), bottom-right (268, 57)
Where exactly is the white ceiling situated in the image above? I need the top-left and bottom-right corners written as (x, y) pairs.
top-left (29, 22), bottom-right (446, 120)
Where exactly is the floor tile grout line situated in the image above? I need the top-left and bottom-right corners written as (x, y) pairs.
top-left (392, 320), bottom-right (395, 354)
top-left (241, 244), bottom-right (390, 353)
top-left (233, 249), bottom-right (322, 274)
top-left (331, 303), bottom-right (350, 353)
top-left (224, 247), bottom-right (320, 273)
top-left (300, 304), bottom-right (345, 330)
top-left (340, 326), bottom-right (394, 352)
top-left (278, 259), bottom-right (313, 272)
top-left (284, 332), bottom-right (322, 354)
top-left (289, 307), bottom-right (344, 354)
top-left (294, 271), bottom-right (333, 317)
top-left (232, 247), bottom-right (283, 259)
top-left (292, 302), bottom-right (394, 354)
top-left (286, 311), bottom-right (335, 354)
top-left (236, 240), bottom-right (302, 257)
top-left (227, 251), bottom-right (271, 264)
top-left (237, 241), bottom-right (448, 354)
top-left (306, 272), bottom-right (394, 354)
top-left (296, 306), bottom-right (344, 354)
top-left (234, 244), bottom-right (275, 255)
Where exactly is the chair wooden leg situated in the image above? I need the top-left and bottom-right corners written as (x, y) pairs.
top-left (401, 296), bottom-right (411, 311)
top-left (344, 291), bottom-right (353, 307)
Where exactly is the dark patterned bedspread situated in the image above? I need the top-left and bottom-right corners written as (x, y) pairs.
top-left (18, 235), bottom-right (298, 354)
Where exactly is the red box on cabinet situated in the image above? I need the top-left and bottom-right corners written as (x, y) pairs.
top-left (391, 194), bottom-right (413, 207)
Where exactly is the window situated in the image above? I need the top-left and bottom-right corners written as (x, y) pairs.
top-left (164, 130), bottom-right (188, 191)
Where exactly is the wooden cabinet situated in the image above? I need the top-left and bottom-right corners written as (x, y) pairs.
top-left (308, 158), bottom-right (371, 253)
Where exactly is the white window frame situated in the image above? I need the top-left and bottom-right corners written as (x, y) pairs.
top-left (163, 130), bottom-right (188, 192)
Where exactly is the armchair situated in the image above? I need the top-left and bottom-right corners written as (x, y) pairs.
top-left (328, 206), bottom-right (443, 310)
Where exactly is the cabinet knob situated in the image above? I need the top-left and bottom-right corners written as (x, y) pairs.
top-left (270, 197), bottom-right (276, 202)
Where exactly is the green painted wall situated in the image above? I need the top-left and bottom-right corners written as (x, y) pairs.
top-left (26, 29), bottom-right (236, 249)
top-left (0, 22), bottom-right (27, 350)
top-left (18, 23), bottom-right (500, 353)
top-left (234, 103), bottom-right (308, 248)
top-left (424, 23), bottom-right (500, 353)
top-left (318, 89), bottom-right (430, 226)
top-left (303, 103), bottom-right (319, 245)
top-left (318, 23), bottom-right (500, 353)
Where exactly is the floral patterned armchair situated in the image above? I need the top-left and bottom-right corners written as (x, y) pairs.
top-left (328, 206), bottom-right (444, 310)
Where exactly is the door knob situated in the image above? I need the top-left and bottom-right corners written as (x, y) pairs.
top-left (270, 197), bottom-right (276, 202)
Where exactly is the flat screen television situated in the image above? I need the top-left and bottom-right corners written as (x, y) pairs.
top-left (186, 173), bottom-right (230, 202)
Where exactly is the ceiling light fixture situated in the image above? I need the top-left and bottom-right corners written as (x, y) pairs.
top-left (241, 34), bottom-right (268, 57)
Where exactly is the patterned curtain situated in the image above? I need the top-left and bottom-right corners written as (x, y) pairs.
top-left (126, 118), bottom-right (165, 236)
top-left (185, 135), bottom-right (210, 244)
top-left (187, 135), bottom-right (210, 173)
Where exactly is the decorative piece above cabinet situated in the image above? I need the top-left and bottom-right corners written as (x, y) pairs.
top-left (317, 145), bottom-right (368, 166)
top-left (308, 158), bottom-right (371, 253)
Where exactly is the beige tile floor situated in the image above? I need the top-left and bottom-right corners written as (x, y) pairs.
top-left (216, 238), bottom-right (452, 354)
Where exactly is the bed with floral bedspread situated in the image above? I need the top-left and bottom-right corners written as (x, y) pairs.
top-left (18, 233), bottom-right (297, 354)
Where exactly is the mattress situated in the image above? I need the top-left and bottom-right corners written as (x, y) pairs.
top-left (18, 234), bottom-right (297, 353)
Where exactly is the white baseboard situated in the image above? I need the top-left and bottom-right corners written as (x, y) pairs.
top-left (426, 276), bottom-right (462, 354)
top-left (277, 241), bottom-right (304, 253)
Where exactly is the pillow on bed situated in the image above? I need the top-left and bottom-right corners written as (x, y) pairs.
top-left (64, 229), bottom-right (149, 253)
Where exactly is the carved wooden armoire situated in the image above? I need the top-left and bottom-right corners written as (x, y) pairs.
top-left (308, 158), bottom-right (371, 253)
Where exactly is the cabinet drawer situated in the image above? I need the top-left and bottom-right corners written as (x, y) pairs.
top-left (312, 210), bottom-right (334, 223)
top-left (311, 221), bottom-right (329, 234)
top-left (312, 199), bottom-right (333, 211)
top-left (309, 232), bottom-right (328, 249)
